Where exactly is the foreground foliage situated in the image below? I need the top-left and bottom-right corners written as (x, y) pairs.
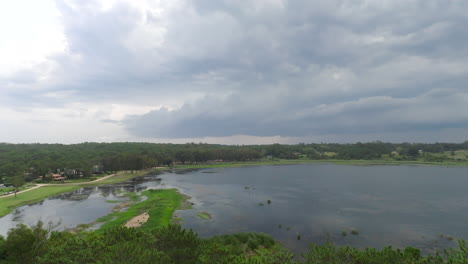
top-left (0, 222), bottom-right (466, 264)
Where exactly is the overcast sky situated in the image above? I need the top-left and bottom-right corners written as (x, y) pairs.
top-left (1, 0), bottom-right (467, 144)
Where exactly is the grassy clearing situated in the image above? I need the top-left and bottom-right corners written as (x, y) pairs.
top-left (97, 189), bottom-right (186, 231)
top-left (0, 185), bottom-right (80, 217)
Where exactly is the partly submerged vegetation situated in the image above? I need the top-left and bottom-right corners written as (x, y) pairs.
top-left (197, 211), bottom-right (212, 220)
top-left (97, 189), bottom-right (187, 231)
top-left (0, 222), bottom-right (466, 264)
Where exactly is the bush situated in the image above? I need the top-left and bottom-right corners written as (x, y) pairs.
top-left (1, 221), bottom-right (467, 264)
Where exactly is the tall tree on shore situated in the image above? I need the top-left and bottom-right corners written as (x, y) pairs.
top-left (12, 176), bottom-right (25, 198)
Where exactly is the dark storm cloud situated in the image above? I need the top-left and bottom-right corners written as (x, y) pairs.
top-left (3, 0), bottom-right (468, 141)
top-left (125, 90), bottom-right (468, 138)
top-left (122, 0), bottom-right (468, 140)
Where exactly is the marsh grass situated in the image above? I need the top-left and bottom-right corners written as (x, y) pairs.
top-left (97, 189), bottom-right (186, 231)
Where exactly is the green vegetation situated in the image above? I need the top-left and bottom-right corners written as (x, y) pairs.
top-left (0, 222), bottom-right (466, 264)
top-left (105, 200), bottom-right (120, 203)
top-left (97, 189), bottom-right (186, 230)
top-left (350, 228), bottom-right (359, 235)
top-left (197, 211), bottom-right (212, 220)
top-left (71, 224), bottom-right (92, 233)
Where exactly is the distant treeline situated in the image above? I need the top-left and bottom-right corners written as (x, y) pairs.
top-left (0, 141), bottom-right (467, 184)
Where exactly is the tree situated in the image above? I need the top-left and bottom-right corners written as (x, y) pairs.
top-left (0, 235), bottom-right (6, 261)
top-left (4, 222), bottom-right (50, 264)
top-left (407, 146), bottom-right (420, 157)
top-left (12, 176), bottom-right (25, 198)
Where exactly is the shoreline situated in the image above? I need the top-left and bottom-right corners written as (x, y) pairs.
top-left (0, 170), bottom-right (158, 217)
top-left (173, 159), bottom-right (468, 170)
top-left (1, 159), bottom-right (467, 218)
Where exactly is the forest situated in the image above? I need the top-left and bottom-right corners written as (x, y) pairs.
top-left (1, 141), bottom-right (468, 185)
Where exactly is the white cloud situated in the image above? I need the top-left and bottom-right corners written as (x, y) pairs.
top-left (0, 0), bottom-right (66, 76)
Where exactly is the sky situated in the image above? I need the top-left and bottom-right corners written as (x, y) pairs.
top-left (1, 0), bottom-right (467, 144)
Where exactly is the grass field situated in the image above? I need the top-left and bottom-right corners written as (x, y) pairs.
top-left (97, 189), bottom-right (186, 230)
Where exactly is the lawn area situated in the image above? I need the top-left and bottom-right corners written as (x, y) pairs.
top-left (0, 185), bottom-right (80, 217)
top-left (97, 189), bottom-right (187, 230)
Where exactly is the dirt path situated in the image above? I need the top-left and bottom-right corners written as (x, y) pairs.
top-left (0, 184), bottom-right (48, 198)
top-left (55, 171), bottom-right (125, 186)
top-left (125, 212), bottom-right (150, 228)
top-left (0, 172), bottom-right (125, 199)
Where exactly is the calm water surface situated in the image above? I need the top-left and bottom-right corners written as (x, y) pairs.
top-left (1, 164), bottom-right (467, 253)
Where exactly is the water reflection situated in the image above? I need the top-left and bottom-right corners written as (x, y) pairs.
top-left (0, 176), bottom-right (162, 235)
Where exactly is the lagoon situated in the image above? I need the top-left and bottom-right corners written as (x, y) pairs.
top-left (1, 163), bottom-right (467, 253)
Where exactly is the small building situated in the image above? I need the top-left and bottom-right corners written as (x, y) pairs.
top-left (51, 174), bottom-right (66, 182)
